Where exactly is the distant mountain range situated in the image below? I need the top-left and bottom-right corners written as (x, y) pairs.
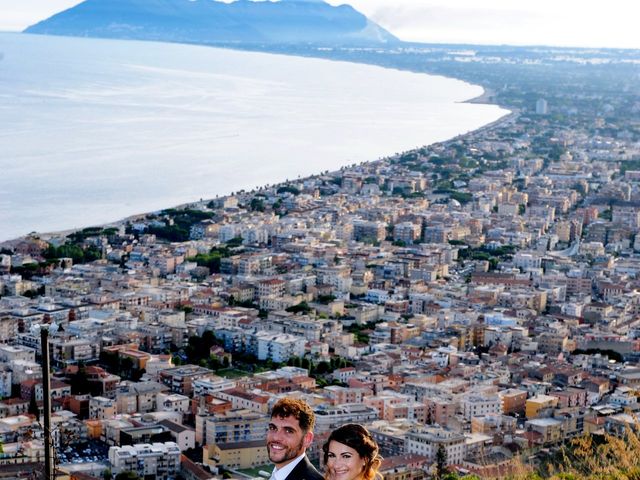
top-left (25, 0), bottom-right (399, 46)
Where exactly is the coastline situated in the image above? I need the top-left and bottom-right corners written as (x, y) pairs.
top-left (0, 38), bottom-right (512, 248)
top-left (0, 94), bottom-right (515, 249)
top-left (463, 86), bottom-right (497, 105)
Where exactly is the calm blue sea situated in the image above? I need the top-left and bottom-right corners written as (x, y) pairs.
top-left (0, 33), bottom-right (508, 241)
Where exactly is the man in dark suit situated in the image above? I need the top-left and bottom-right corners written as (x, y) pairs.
top-left (267, 398), bottom-right (323, 480)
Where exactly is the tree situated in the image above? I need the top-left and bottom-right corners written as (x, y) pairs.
top-left (317, 294), bottom-right (336, 304)
top-left (115, 472), bottom-right (140, 480)
top-left (28, 390), bottom-right (39, 422)
top-left (176, 304), bottom-right (193, 314)
top-left (286, 302), bottom-right (311, 314)
top-left (99, 350), bottom-right (120, 372)
top-left (435, 444), bottom-right (448, 480)
top-left (288, 356), bottom-right (302, 368)
top-left (207, 356), bottom-right (222, 370)
top-left (314, 361), bottom-right (330, 375)
top-left (71, 363), bottom-right (92, 395)
top-left (277, 185), bottom-right (300, 195)
top-left (226, 236), bottom-right (243, 247)
top-left (250, 198), bottom-right (265, 212)
top-left (188, 245), bottom-right (233, 273)
top-left (120, 357), bottom-right (134, 379)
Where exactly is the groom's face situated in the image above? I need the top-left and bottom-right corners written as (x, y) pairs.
top-left (267, 415), bottom-right (313, 468)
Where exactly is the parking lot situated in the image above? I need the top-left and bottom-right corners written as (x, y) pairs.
top-left (56, 440), bottom-right (109, 465)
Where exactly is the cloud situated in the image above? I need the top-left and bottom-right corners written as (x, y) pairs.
top-left (341, 0), bottom-right (640, 48)
top-left (0, 0), bottom-right (84, 31)
top-left (364, 5), bottom-right (546, 45)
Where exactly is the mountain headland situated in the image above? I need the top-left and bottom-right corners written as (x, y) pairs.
top-left (24, 0), bottom-right (398, 46)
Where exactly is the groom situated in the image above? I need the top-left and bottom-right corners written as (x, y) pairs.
top-left (266, 398), bottom-right (323, 480)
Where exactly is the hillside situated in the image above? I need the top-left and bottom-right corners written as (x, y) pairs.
top-left (24, 0), bottom-right (399, 45)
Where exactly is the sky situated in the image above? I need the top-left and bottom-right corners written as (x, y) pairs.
top-left (2, 0), bottom-right (640, 49)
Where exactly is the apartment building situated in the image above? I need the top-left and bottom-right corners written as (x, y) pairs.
top-left (109, 442), bottom-right (181, 480)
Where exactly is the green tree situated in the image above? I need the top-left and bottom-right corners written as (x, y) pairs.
top-left (120, 357), bottom-right (134, 379)
top-left (44, 243), bottom-right (101, 264)
top-left (188, 245), bottom-right (233, 273)
top-left (176, 304), bottom-right (193, 314)
top-left (115, 472), bottom-right (140, 480)
top-left (315, 361), bottom-right (330, 375)
top-left (130, 368), bottom-right (145, 382)
top-left (277, 185), bottom-right (300, 195)
top-left (599, 208), bottom-right (612, 221)
top-left (226, 236), bottom-right (244, 247)
top-left (207, 356), bottom-right (222, 370)
top-left (435, 444), bottom-right (448, 480)
top-left (250, 198), bottom-right (265, 212)
top-left (317, 294), bottom-right (336, 304)
top-left (99, 350), bottom-right (120, 372)
top-left (449, 191), bottom-right (473, 204)
top-left (286, 302), bottom-right (311, 314)
top-left (70, 364), bottom-right (92, 395)
top-left (28, 389), bottom-right (39, 422)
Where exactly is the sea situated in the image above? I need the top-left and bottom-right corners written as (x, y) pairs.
top-left (0, 33), bottom-right (509, 242)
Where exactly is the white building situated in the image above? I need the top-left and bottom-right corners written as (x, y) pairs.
top-left (394, 222), bottom-right (421, 244)
top-left (242, 226), bottom-right (269, 245)
top-left (406, 426), bottom-right (466, 465)
top-left (89, 396), bottom-right (116, 420)
top-left (219, 224), bottom-right (239, 243)
top-left (159, 419), bottom-right (196, 451)
top-left (460, 394), bottom-right (502, 421)
top-left (0, 366), bottom-right (12, 398)
top-left (513, 252), bottom-right (542, 270)
top-left (609, 387), bottom-right (639, 407)
top-left (10, 360), bottom-right (42, 385)
top-left (0, 345), bottom-right (36, 363)
top-left (108, 442), bottom-right (180, 480)
top-left (254, 332), bottom-right (306, 363)
top-left (536, 98), bottom-right (548, 115)
top-left (365, 289), bottom-right (391, 304)
top-left (157, 393), bottom-right (190, 415)
top-left (313, 403), bottom-right (379, 434)
top-left (193, 376), bottom-right (237, 397)
top-left (483, 327), bottom-right (514, 349)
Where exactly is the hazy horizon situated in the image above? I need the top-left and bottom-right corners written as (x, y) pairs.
top-left (3, 0), bottom-right (640, 50)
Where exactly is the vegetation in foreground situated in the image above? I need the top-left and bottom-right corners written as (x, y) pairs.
top-left (439, 428), bottom-right (640, 480)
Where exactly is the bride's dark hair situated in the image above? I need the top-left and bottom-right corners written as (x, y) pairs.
top-left (322, 424), bottom-right (383, 480)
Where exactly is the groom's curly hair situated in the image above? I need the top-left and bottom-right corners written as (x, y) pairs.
top-left (270, 397), bottom-right (316, 432)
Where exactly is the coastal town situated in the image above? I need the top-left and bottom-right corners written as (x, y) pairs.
top-left (1, 44), bottom-right (640, 480)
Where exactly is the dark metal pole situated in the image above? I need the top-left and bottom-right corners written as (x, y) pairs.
top-left (40, 326), bottom-right (54, 480)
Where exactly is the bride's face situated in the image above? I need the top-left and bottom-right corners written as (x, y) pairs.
top-left (326, 440), bottom-right (366, 480)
